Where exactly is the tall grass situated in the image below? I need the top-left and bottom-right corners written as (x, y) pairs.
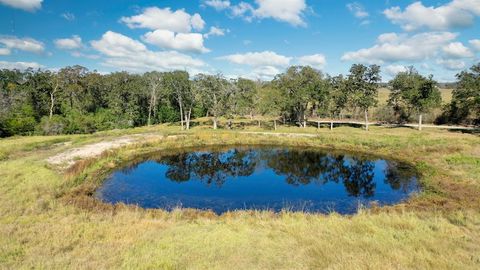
top-left (0, 125), bottom-right (479, 269)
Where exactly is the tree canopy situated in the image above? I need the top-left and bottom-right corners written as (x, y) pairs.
top-left (0, 62), bottom-right (478, 137)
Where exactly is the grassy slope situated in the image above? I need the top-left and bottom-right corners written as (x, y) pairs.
top-left (1, 125), bottom-right (479, 269)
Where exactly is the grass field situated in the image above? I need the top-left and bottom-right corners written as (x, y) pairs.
top-left (377, 88), bottom-right (453, 105)
top-left (1, 124), bottom-right (479, 269)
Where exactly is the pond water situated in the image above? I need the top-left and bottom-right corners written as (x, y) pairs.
top-left (95, 146), bottom-right (419, 214)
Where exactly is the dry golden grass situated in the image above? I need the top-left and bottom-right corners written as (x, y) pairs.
top-left (378, 87), bottom-right (453, 105)
top-left (1, 125), bottom-right (479, 269)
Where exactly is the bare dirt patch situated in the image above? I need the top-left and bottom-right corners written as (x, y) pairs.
top-left (46, 134), bottom-right (179, 168)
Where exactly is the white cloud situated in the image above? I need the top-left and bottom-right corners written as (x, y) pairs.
top-left (0, 36), bottom-right (44, 55)
top-left (347, 2), bottom-right (369, 18)
top-left (227, 0), bottom-right (306, 26)
top-left (120, 7), bottom-right (205, 32)
top-left (54, 35), bottom-right (83, 50)
top-left (91, 31), bottom-right (205, 73)
top-left (0, 61), bottom-right (43, 70)
top-left (253, 0), bottom-right (307, 26)
top-left (0, 48), bottom-right (10, 55)
top-left (296, 54), bottom-right (327, 69)
top-left (250, 65), bottom-right (281, 80)
top-left (204, 0), bottom-right (230, 10)
top-left (143, 30), bottom-right (209, 53)
top-left (218, 51), bottom-right (291, 67)
top-left (437, 59), bottom-right (466, 70)
top-left (377, 33), bottom-right (400, 44)
top-left (231, 2), bottom-right (254, 17)
top-left (0, 0), bottom-right (42, 12)
top-left (384, 0), bottom-right (480, 31)
top-left (469, 39), bottom-right (480, 51)
top-left (233, 65), bottom-right (281, 81)
top-left (204, 26), bottom-right (228, 38)
top-left (190, 14), bottom-right (205, 31)
top-left (71, 51), bottom-right (100, 59)
top-left (442, 42), bottom-right (473, 58)
top-left (61, 12), bottom-right (75, 21)
top-left (384, 65), bottom-right (408, 76)
top-left (341, 32), bottom-right (457, 64)
top-left (91, 31), bottom-right (147, 57)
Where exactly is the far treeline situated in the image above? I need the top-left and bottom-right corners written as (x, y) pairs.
top-left (1, 63), bottom-right (479, 137)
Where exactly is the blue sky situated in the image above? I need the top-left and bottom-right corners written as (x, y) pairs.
top-left (0, 0), bottom-right (479, 81)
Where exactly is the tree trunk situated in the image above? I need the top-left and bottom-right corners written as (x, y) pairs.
top-left (258, 120), bottom-right (260, 128)
top-left (152, 93), bottom-right (157, 121)
top-left (213, 116), bottom-right (218, 130)
top-left (274, 120), bottom-right (277, 130)
top-left (179, 99), bottom-right (184, 130)
top-left (147, 94), bottom-right (153, 126)
top-left (49, 92), bottom-right (55, 120)
top-left (49, 81), bottom-right (58, 120)
top-left (147, 84), bottom-right (157, 126)
top-left (418, 113), bottom-right (423, 131)
top-left (364, 109), bottom-right (369, 131)
top-left (330, 121), bottom-right (333, 130)
top-left (184, 107), bottom-right (192, 130)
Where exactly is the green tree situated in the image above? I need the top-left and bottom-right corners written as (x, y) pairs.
top-left (328, 75), bottom-right (349, 118)
top-left (445, 63), bottom-right (480, 125)
top-left (257, 83), bottom-right (288, 128)
top-left (163, 71), bottom-right (194, 130)
top-left (273, 66), bottom-right (326, 127)
top-left (143, 71), bottom-right (163, 126)
top-left (389, 67), bottom-right (441, 130)
top-left (194, 74), bottom-right (231, 129)
top-left (232, 78), bottom-right (258, 118)
top-left (346, 64), bottom-right (381, 131)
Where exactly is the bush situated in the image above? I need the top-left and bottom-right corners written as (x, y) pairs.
top-left (35, 115), bottom-right (67, 135)
top-left (157, 105), bottom-right (180, 123)
top-left (64, 111), bottom-right (97, 134)
top-left (3, 116), bottom-right (36, 136)
top-left (91, 109), bottom-right (117, 131)
top-left (375, 105), bottom-right (398, 123)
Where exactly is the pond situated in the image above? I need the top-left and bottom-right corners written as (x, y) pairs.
top-left (95, 146), bottom-right (420, 214)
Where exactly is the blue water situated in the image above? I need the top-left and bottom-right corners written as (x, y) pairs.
top-left (95, 147), bottom-right (419, 214)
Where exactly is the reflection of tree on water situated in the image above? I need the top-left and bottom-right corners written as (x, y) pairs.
top-left (265, 150), bottom-right (376, 197)
top-left (156, 148), bottom-right (414, 197)
top-left (384, 162), bottom-right (418, 192)
top-left (341, 159), bottom-right (375, 197)
top-left (264, 150), bottom-right (332, 185)
top-left (161, 149), bottom-right (257, 186)
top-left (163, 153), bottom-right (192, 182)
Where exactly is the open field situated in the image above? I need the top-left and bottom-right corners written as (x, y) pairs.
top-left (377, 88), bottom-right (454, 105)
top-left (1, 124), bottom-right (480, 269)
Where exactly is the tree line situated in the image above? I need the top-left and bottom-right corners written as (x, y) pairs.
top-left (1, 63), bottom-right (479, 137)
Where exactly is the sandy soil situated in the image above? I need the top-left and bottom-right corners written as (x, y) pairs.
top-left (46, 134), bottom-right (181, 168)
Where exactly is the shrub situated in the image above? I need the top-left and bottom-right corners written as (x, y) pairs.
top-left (157, 105), bottom-right (180, 123)
top-left (35, 115), bottom-right (67, 135)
